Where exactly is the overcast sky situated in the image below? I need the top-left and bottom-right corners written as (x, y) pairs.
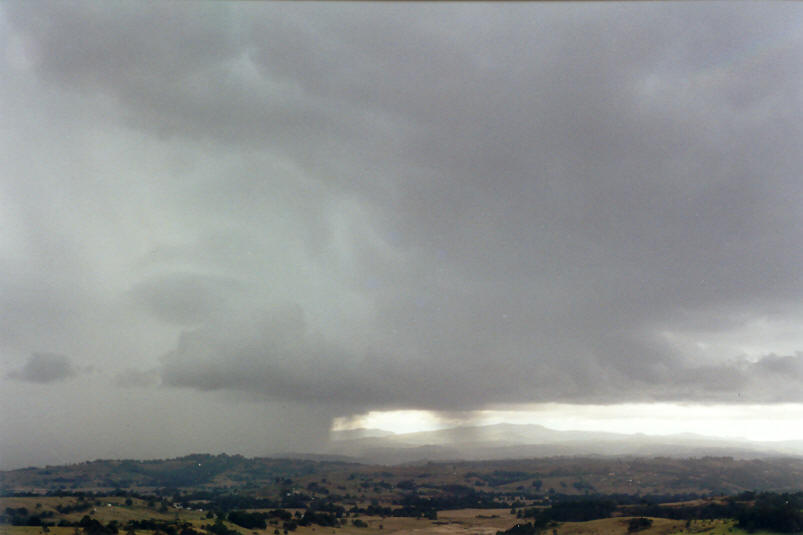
top-left (1, 2), bottom-right (802, 469)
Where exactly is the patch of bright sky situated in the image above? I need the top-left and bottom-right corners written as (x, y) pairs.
top-left (333, 410), bottom-right (448, 435)
top-left (332, 403), bottom-right (803, 442)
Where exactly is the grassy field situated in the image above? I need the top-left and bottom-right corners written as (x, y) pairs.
top-left (1, 509), bottom-right (796, 535)
top-left (2, 476), bottom-right (799, 535)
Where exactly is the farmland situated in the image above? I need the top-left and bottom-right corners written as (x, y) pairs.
top-left (2, 455), bottom-right (802, 535)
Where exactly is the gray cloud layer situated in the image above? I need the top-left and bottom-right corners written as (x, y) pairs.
top-left (2, 2), bottom-right (802, 460)
top-left (7, 353), bottom-right (76, 384)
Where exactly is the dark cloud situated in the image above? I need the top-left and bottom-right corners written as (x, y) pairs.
top-left (8, 353), bottom-right (76, 383)
top-left (2, 2), bottom-right (803, 466)
top-left (158, 303), bottom-right (803, 408)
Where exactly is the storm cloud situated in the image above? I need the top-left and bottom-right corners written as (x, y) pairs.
top-left (7, 353), bottom-right (76, 384)
top-left (1, 2), bottom-right (802, 466)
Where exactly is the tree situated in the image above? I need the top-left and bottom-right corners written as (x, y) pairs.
top-left (627, 518), bottom-right (652, 532)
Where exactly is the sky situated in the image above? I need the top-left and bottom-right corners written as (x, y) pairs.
top-left (1, 2), bottom-right (802, 470)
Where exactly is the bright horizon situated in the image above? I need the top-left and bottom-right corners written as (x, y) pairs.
top-left (333, 404), bottom-right (803, 443)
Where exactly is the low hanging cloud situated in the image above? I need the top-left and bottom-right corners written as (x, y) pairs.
top-left (7, 353), bottom-right (76, 384)
top-left (158, 302), bottom-right (803, 410)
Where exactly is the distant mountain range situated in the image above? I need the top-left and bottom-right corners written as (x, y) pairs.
top-left (326, 423), bottom-right (803, 464)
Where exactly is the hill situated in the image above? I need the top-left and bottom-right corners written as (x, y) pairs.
top-left (3, 454), bottom-right (803, 496)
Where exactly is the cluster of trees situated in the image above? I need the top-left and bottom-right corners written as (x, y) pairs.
top-left (127, 518), bottom-right (190, 533)
top-left (736, 492), bottom-right (803, 533)
top-left (397, 488), bottom-right (497, 512)
top-left (1, 506), bottom-right (55, 526)
top-left (224, 506), bottom-right (343, 531)
top-left (627, 517), bottom-right (652, 532)
top-left (76, 516), bottom-right (118, 535)
top-left (56, 501), bottom-right (93, 514)
top-left (203, 518), bottom-right (238, 535)
top-left (507, 491), bottom-right (803, 534)
top-left (518, 497), bottom-right (617, 523)
top-left (624, 500), bottom-right (739, 520)
top-left (297, 510), bottom-right (340, 527)
top-left (226, 510), bottom-right (267, 529)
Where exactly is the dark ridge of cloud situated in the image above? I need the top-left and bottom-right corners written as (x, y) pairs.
top-left (753, 353), bottom-right (803, 376)
top-left (158, 302), bottom-right (803, 409)
top-left (7, 353), bottom-right (76, 384)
